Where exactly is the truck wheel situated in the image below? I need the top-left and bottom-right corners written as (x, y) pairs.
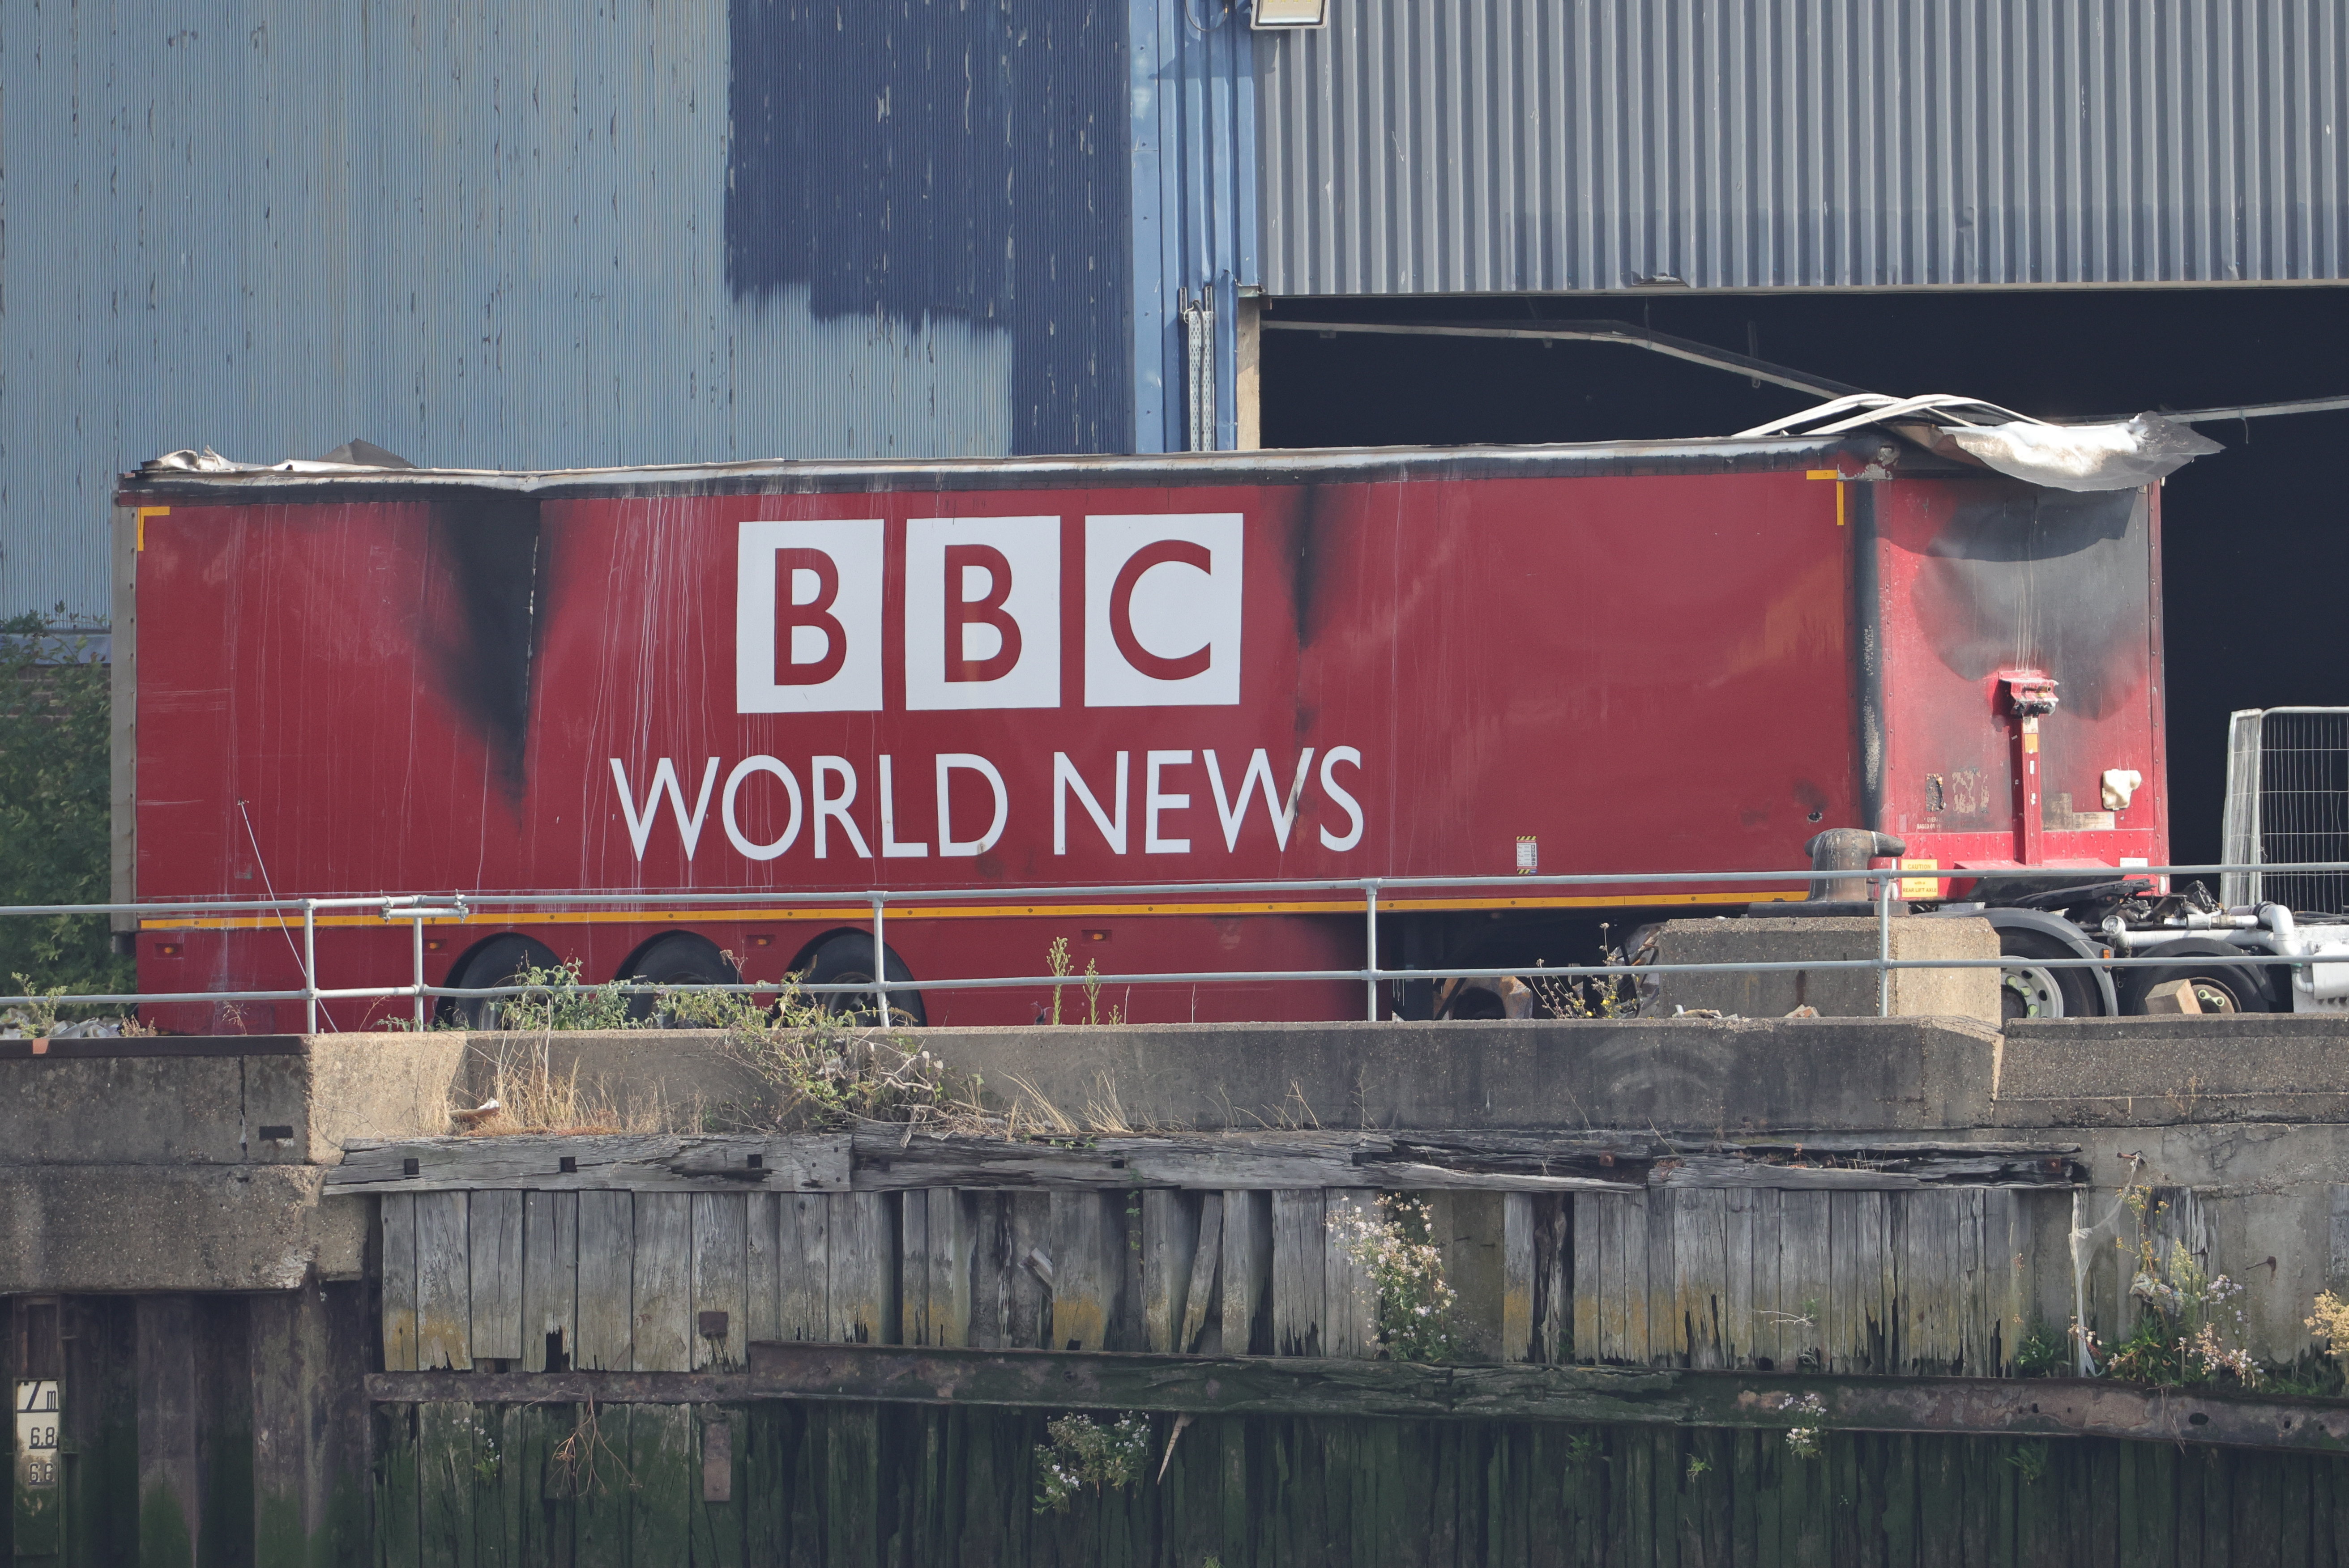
top-left (1997, 929), bottom-right (2102, 1020)
top-left (2117, 939), bottom-right (2278, 1015)
top-left (622, 934), bottom-right (742, 1025)
top-left (799, 932), bottom-right (927, 1027)
top-left (443, 933), bottom-right (562, 1030)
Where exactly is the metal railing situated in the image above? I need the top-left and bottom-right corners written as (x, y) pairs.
top-left (5, 862), bottom-right (2348, 1031)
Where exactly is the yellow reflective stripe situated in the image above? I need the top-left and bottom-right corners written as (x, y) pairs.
top-left (139, 889), bottom-right (1800, 932)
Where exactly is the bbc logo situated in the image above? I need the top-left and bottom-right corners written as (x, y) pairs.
top-left (735, 516), bottom-right (1242, 714)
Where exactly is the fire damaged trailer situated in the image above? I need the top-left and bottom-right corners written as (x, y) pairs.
top-left (112, 429), bottom-right (2177, 1030)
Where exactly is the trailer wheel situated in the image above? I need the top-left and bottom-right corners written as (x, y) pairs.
top-left (1997, 929), bottom-right (2101, 1021)
top-left (799, 932), bottom-right (927, 1027)
top-left (442, 933), bottom-right (562, 1030)
top-left (621, 934), bottom-right (743, 1025)
top-left (2117, 938), bottom-right (2278, 1015)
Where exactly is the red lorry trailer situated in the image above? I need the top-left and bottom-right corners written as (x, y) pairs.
top-left (113, 434), bottom-right (2165, 1031)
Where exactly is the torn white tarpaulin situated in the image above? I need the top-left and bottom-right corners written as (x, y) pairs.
top-left (1736, 394), bottom-right (2223, 492)
top-left (1945, 413), bottom-right (2222, 492)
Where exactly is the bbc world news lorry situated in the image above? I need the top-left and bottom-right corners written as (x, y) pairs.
top-left (112, 408), bottom-right (2245, 1031)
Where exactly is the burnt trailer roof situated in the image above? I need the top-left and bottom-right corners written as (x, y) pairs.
top-left (116, 434), bottom-right (1933, 506)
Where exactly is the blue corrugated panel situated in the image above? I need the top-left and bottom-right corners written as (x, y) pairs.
top-left (1131, 0), bottom-right (1259, 450)
top-left (1258, 0), bottom-right (2349, 295)
top-left (0, 0), bottom-right (1133, 619)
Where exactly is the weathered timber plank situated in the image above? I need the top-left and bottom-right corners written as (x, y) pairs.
top-left (415, 1191), bottom-right (473, 1371)
top-left (629, 1403), bottom-right (694, 1568)
top-left (1659, 1152), bottom-right (2082, 1190)
top-left (778, 1191), bottom-right (829, 1341)
top-left (383, 1193), bottom-right (420, 1372)
top-left (1502, 1193), bottom-right (1536, 1363)
top-left (1677, 1187), bottom-right (1728, 1370)
top-left (572, 1402), bottom-right (627, 1568)
top-left (924, 1189), bottom-right (973, 1349)
top-left (1534, 1193), bottom-right (1571, 1365)
top-left (1572, 1193), bottom-right (1602, 1364)
top-left (633, 1193), bottom-right (693, 1372)
top-left (520, 1191), bottom-right (577, 1373)
top-left (830, 1191), bottom-right (893, 1345)
top-left (365, 1355), bottom-right (2349, 1453)
top-left (1848, 1190), bottom-right (1889, 1375)
top-left (899, 1185), bottom-right (930, 1349)
top-left (1754, 1188), bottom-right (1786, 1374)
top-left (1222, 1189), bottom-right (1273, 1356)
top-left (329, 1133), bottom-right (851, 1193)
top-left (1142, 1190), bottom-right (1200, 1354)
top-left (1985, 1188), bottom-right (2024, 1378)
top-left (692, 1192), bottom-right (750, 1370)
top-left (1646, 1183), bottom-right (1680, 1366)
top-left (377, 1404), bottom-right (422, 1568)
top-left (745, 1192), bottom-right (781, 1347)
top-left (1272, 1189), bottom-right (1326, 1357)
top-left (849, 1128), bottom-right (1649, 1192)
top-left (573, 1191), bottom-right (633, 1371)
top-left (1006, 1191), bottom-right (1052, 1350)
top-left (1779, 1192), bottom-right (1831, 1373)
top-left (1179, 1192), bottom-right (1225, 1353)
top-left (1826, 1190), bottom-right (1859, 1376)
top-left (1048, 1190), bottom-right (1119, 1352)
top-left (415, 1401), bottom-right (477, 1568)
top-left (1326, 1188), bottom-right (1378, 1359)
top-left (470, 1189), bottom-right (525, 1363)
top-left (1724, 1188), bottom-right (1757, 1369)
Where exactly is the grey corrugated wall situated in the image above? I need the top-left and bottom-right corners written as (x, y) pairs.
top-left (1258, 0), bottom-right (2349, 296)
top-left (0, 0), bottom-right (1132, 622)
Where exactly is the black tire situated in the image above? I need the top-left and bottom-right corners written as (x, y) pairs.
top-left (442, 933), bottom-right (562, 1030)
top-left (1997, 928), bottom-right (2106, 1021)
top-left (622, 934), bottom-right (742, 1025)
top-left (799, 932), bottom-right (927, 1027)
top-left (2117, 938), bottom-right (2279, 1016)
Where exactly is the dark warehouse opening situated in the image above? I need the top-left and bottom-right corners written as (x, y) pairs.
top-left (1262, 285), bottom-right (2349, 869)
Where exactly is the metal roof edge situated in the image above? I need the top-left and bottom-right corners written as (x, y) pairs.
top-left (116, 435), bottom-right (1905, 502)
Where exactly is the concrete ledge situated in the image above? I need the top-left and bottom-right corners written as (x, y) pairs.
top-left (0, 1034), bottom-right (465, 1164)
top-left (480, 1017), bottom-right (2004, 1134)
top-left (0, 1164), bottom-right (367, 1292)
top-left (1995, 1014), bottom-right (2349, 1126)
top-left (1650, 916), bottom-right (2002, 1024)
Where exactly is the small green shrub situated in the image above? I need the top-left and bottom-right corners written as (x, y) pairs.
top-left (1328, 1195), bottom-right (1465, 1363)
top-left (1031, 1414), bottom-right (1152, 1514)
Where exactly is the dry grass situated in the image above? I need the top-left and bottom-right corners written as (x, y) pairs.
top-left (998, 1069), bottom-right (1166, 1136)
top-left (449, 1042), bottom-right (688, 1136)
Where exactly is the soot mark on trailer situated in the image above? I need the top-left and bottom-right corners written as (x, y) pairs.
top-left (1911, 488), bottom-right (2145, 719)
top-left (724, 0), bottom-right (1131, 456)
top-left (428, 494), bottom-right (543, 801)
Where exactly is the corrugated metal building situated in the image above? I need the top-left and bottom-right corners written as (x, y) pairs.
top-left (3, 0), bottom-right (2342, 619)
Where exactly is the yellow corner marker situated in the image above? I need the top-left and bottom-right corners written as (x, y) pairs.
top-left (136, 506), bottom-right (169, 551)
top-left (1804, 471), bottom-right (1846, 526)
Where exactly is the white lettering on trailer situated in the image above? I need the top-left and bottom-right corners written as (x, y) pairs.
top-left (1055, 751), bottom-right (1128, 855)
top-left (1319, 747), bottom-right (1366, 851)
top-left (811, 757), bottom-right (873, 858)
top-left (611, 757), bottom-right (720, 860)
top-left (1085, 515), bottom-right (1243, 707)
top-left (936, 754), bottom-right (1009, 856)
top-left (1205, 748), bottom-right (1313, 851)
top-left (609, 746), bottom-right (1365, 862)
top-left (878, 755), bottom-right (929, 857)
top-left (722, 756), bottom-right (803, 860)
top-left (736, 520), bottom-right (884, 713)
top-left (903, 517), bottom-right (1060, 710)
top-left (1145, 750), bottom-right (1195, 853)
